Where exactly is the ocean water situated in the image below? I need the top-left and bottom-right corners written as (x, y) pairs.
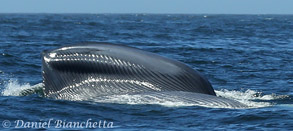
top-left (0, 14), bottom-right (292, 130)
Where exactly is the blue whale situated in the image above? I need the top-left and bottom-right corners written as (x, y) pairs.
top-left (41, 43), bottom-right (247, 108)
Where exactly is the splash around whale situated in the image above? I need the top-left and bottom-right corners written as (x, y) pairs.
top-left (40, 42), bottom-right (248, 108)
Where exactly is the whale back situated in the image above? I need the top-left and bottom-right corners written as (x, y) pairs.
top-left (42, 42), bottom-right (216, 100)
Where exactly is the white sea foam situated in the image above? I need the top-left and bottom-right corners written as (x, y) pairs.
top-left (215, 89), bottom-right (285, 100)
top-left (1, 79), bottom-right (42, 96)
top-left (215, 89), bottom-right (288, 108)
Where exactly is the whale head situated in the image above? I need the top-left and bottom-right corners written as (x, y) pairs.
top-left (42, 42), bottom-right (216, 100)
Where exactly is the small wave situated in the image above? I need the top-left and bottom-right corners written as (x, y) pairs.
top-left (215, 89), bottom-right (286, 100)
top-left (265, 18), bottom-right (274, 20)
top-left (1, 79), bottom-right (43, 96)
top-left (215, 89), bottom-right (288, 108)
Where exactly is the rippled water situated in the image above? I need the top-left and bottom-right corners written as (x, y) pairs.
top-left (0, 14), bottom-right (292, 130)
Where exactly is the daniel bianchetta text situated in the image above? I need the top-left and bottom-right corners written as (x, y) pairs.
top-left (2, 119), bottom-right (114, 129)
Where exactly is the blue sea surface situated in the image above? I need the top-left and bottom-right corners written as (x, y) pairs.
top-left (0, 14), bottom-right (292, 130)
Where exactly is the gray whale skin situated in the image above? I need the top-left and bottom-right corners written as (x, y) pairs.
top-left (42, 42), bottom-right (247, 108)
